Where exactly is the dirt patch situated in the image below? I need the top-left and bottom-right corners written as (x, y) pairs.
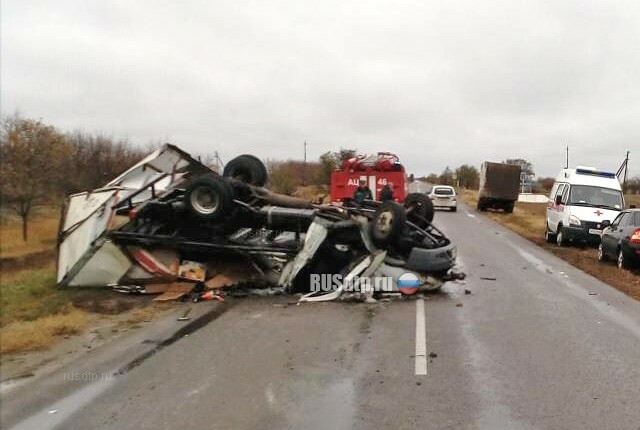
top-left (72, 292), bottom-right (151, 314)
top-left (0, 249), bottom-right (56, 273)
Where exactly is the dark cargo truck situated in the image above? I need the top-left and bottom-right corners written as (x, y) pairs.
top-left (477, 161), bottom-right (521, 213)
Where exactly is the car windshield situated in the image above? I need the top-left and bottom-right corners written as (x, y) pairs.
top-left (568, 185), bottom-right (623, 210)
top-left (434, 188), bottom-right (454, 195)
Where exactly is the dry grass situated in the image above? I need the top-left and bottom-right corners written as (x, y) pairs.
top-left (0, 207), bottom-right (166, 354)
top-left (459, 189), bottom-right (640, 301)
top-left (293, 185), bottom-right (329, 203)
top-left (626, 194), bottom-right (640, 208)
top-left (0, 265), bottom-right (155, 353)
top-left (0, 308), bottom-right (89, 354)
top-left (0, 207), bottom-right (60, 259)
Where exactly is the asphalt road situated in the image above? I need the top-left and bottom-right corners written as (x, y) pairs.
top-left (6, 203), bottom-right (640, 430)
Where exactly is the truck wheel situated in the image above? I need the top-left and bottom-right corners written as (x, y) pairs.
top-left (223, 154), bottom-right (268, 187)
top-left (371, 201), bottom-right (407, 247)
top-left (404, 193), bottom-right (434, 227)
top-left (505, 202), bottom-right (514, 213)
top-left (477, 199), bottom-right (487, 211)
top-left (556, 226), bottom-right (568, 246)
top-left (185, 174), bottom-right (233, 220)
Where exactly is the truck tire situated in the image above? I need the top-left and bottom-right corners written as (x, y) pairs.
top-left (477, 200), bottom-right (487, 211)
top-left (371, 201), bottom-right (407, 247)
top-left (404, 193), bottom-right (434, 227)
top-left (223, 154), bottom-right (268, 187)
top-left (185, 174), bottom-right (233, 220)
top-left (505, 202), bottom-right (514, 213)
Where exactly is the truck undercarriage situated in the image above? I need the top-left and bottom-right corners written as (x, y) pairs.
top-left (57, 144), bottom-right (462, 300)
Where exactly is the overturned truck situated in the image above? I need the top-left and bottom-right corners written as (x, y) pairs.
top-left (57, 145), bottom-right (461, 300)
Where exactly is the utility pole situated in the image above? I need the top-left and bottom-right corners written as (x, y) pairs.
top-left (616, 151), bottom-right (630, 192)
top-left (623, 151), bottom-right (629, 191)
top-left (212, 151), bottom-right (224, 173)
top-left (302, 140), bottom-right (308, 186)
top-left (304, 140), bottom-right (307, 164)
top-left (565, 145), bottom-right (569, 169)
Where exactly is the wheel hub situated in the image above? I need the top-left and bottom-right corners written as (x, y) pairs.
top-left (191, 186), bottom-right (220, 215)
top-left (376, 211), bottom-right (394, 234)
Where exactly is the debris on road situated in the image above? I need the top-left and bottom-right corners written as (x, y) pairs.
top-left (56, 144), bottom-right (464, 303)
top-left (479, 276), bottom-right (497, 281)
top-left (177, 308), bottom-right (192, 321)
top-left (152, 283), bottom-right (195, 302)
top-left (464, 289), bottom-right (472, 295)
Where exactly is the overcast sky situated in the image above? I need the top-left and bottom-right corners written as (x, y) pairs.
top-left (2, 0), bottom-right (638, 177)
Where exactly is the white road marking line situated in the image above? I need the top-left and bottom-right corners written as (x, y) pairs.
top-left (467, 213), bottom-right (476, 218)
top-left (415, 298), bottom-right (427, 375)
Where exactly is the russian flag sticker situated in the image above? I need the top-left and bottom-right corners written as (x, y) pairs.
top-left (398, 272), bottom-right (420, 295)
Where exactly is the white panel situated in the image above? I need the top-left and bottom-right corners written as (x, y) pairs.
top-left (68, 241), bottom-right (131, 287)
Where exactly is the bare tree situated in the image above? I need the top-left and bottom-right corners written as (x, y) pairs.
top-left (1, 117), bottom-right (70, 240)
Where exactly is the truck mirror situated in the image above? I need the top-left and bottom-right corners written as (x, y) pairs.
top-left (601, 220), bottom-right (611, 228)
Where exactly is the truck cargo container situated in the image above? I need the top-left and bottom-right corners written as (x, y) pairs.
top-left (477, 161), bottom-right (521, 213)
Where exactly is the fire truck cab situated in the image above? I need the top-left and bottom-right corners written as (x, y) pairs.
top-left (330, 152), bottom-right (406, 203)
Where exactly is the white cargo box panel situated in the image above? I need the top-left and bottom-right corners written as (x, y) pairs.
top-left (58, 190), bottom-right (118, 283)
top-left (68, 240), bottom-right (131, 287)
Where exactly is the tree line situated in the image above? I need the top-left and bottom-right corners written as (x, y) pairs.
top-left (0, 115), bottom-right (146, 240)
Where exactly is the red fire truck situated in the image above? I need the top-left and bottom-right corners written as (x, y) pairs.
top-left (330, 152), bottom-right (407, 203)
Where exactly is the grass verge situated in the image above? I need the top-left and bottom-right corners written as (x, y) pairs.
top-left (458, 189), bottom-right (640, 301)
top-left (0, 264), bottom-right (158, 354)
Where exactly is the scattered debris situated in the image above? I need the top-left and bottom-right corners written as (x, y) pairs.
top-left (177, 308), bottom-right (192, 321)
top-left (456, 303), bottom-right (463, 307)
top-left (428, 352), bottom-right (438, 358)
top-left (179, 261), bottom-right (207, 282)
top-left (479, 277), bottom-right (497, 281)
top-left (192, 291), bottom-right (224, 302)
top-left (464, 289), bottom-right (472, 295)
top-left (152, 283), bottom-right (195, 302)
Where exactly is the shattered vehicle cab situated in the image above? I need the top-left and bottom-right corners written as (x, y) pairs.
top-left (57, 144), bottom-right (461, 300)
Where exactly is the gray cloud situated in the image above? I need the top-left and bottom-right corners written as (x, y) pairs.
top-left (2, 0), bottom-right (638, 177)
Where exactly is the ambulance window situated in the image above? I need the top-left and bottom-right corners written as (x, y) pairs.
top-left (555, 184), bottom-right (565, 200)
top-left (549, 183), bottom-right (558, 199)
top-left (561, 185), bottom-right (570, 204)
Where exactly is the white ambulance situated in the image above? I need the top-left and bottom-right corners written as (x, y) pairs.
top-left (545, 166), bottom-right (624, 246)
